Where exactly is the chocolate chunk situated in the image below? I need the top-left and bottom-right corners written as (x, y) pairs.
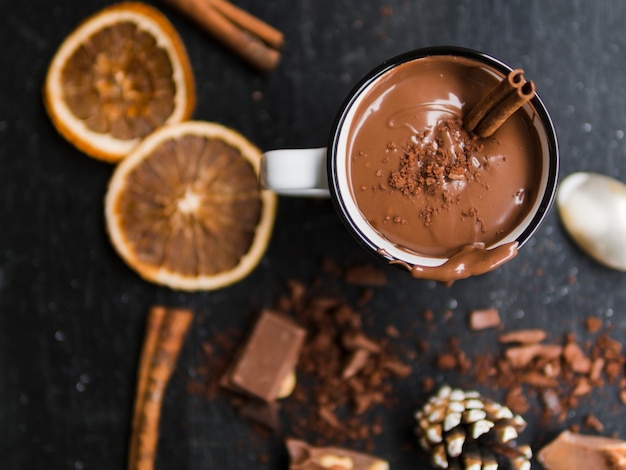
top-left (505, 344), bottom-right (562, 368)
top-left (563, 342), bottom-right (592, 374)
top-left (222, 309), bottom-right (306, 402)
top-left (469, 308), bottom-right (501, 330)
top-left (538, 430), bottom-right (626, 470)
top-left (286, 438), bottom-right (389, 470)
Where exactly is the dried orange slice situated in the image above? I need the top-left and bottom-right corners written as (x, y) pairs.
top-left (43, 2), bottom-right (195, 163)
top-left (105, 121), bottom-right (277, 291)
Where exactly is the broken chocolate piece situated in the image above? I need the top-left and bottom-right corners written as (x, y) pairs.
top-left (222, 309), bottom-right (306, 402)
top-left (538, 430), bottom-right (626, 470)
top-left (469, 308), bottom-right (501, 330)
top-left (505, 344), bottom-right (562, 368)
top-left (563, 342), bottom-right (592, 374)
top-left (286, 438), bottom-right (389, 470)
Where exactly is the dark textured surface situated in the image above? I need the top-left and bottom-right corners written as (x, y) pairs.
top-left (2, 0), bottom-right (626, 469)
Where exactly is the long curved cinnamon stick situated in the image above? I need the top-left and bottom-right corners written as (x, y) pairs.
top-left (128, 306), bottom-right (193, 470)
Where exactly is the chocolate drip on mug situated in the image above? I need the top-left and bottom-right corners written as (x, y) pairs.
top-left (380, 242), bottom-right (519, 283)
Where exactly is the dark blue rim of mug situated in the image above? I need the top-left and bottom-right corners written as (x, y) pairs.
top-left (327, 45), bottom-right (560, 263)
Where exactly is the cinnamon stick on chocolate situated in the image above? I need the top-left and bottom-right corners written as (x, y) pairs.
top-left (464, 69), bottom-right (525, 132)
top-left (464, 68), bottom-right (536, 138)
top-left (160, 0), bottom-right (282, 71)
top-left (128, 306), bottom-right (193, 470)
top-left (475, 80), bottom-right (536, 138)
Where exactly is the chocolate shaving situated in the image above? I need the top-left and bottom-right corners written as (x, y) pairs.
top-left (342, 349), bottom-right (370, 379)
top-left (430, 305), bottom-right (626, 424)
top-left (342, 332), bottom-right (381, 353)
top-left (498, 329), bottom-right (547, 344)
top-left (380, 358), bottom-right (412, 378)
top-left (584, 414), bottom-right (604, 432)
top-left (469, 308), bottom-right (501, 330)
top-left (319, 405), bottom-right (341, 429)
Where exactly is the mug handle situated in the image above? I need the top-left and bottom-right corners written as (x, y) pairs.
top-left (260, 148), bottom-right (330, 197)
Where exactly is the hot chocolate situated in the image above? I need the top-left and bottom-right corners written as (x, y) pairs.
top-left (346, 56), bottom-right (543, 277)
top-left (261, 48), bottom-right (557, 283)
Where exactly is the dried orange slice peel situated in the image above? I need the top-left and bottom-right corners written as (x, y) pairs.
top-left (105, 121), bottom-right (277, 291)
top-left (44, 2), bottom-right (195, 163)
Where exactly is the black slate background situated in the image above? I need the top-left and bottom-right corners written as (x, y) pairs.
top-left (2, 0), bottom-right (626, 469)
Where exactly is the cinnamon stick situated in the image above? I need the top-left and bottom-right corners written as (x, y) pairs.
top-left (474, 80), bottom-right (535, 138)
top-left (464, 69), bottom-right (526, 133)
top-left (128, 306), bottom-right (193, 470)
top-left (209, 0), bottom-right (284, 50)
top-left (160, 0), bottom-right (281, 71)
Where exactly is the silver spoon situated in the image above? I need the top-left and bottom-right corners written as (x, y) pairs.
top-left (557, 172), bottom-right (626, 271)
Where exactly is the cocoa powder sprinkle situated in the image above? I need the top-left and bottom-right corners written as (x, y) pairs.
top-left (388, 118), bottom-right (487, 228)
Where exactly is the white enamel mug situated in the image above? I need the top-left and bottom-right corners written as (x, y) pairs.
top-left (260, 46), bottom-right (559, 280)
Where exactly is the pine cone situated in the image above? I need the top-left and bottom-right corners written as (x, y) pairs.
top-left (415, 385), bottom-right (532, 470)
